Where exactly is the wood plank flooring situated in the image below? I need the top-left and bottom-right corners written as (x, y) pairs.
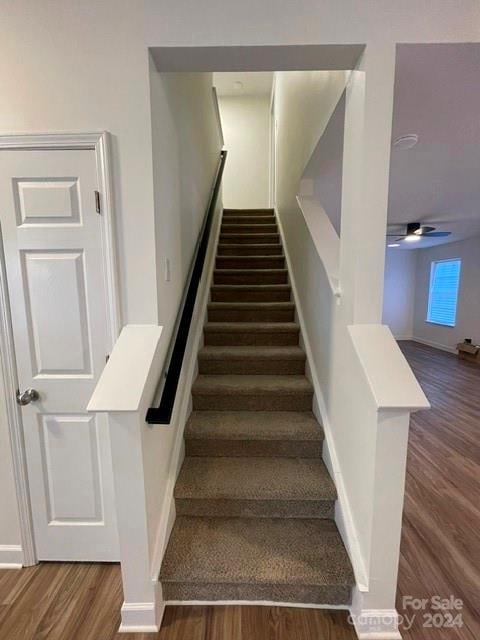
top-left (397, 341), bottom-right (480, 640)
top-left (0, 341), bottom-right (478, 639)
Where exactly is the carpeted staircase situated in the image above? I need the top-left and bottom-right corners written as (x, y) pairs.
top-left (160, 208), bottom-right (354, 605)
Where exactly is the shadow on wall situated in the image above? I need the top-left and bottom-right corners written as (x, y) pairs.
top-left (301, 89), bottom-right (346, 236)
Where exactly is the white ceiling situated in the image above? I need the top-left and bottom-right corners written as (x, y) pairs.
top-left (214, 72), bottom-right (273, 97)
top-left (388, 43), bottom-right (480, 249)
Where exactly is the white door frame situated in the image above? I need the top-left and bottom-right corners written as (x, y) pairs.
top-left (0, 131), bottom-right (121, 566)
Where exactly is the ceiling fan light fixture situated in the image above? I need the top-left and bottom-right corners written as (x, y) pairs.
top-left (393, 134), bottom-right (419, 150)
top-left (404, 234), bottom-right (421, 242)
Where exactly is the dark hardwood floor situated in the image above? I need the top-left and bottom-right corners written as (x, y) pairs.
top-left (0, 341), bottom-right (478, 639)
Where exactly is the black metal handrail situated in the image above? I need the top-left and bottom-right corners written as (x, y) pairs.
top-left (146, 150), bottom-right (227, 424)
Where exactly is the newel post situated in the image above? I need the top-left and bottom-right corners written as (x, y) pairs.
top-left (88, 324), bottom-right (165, 633)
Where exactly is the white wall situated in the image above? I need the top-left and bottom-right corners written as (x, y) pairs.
top-left (0, 0), bottom-right (160, 560)
top-left (302, 91), bottom-right (346, 235)
top-left (0, 6), bottom-right (222, 562)
top-left (382, 249), bottom-right (417, 339)
top-left (413, 235), bottom-right (480, 351)
top-left (218, 95), bottom-right (270, 208)
top-left (145, 1), bottom-right (480, 49)
top-left (149, 67), bottom-right (222, 333)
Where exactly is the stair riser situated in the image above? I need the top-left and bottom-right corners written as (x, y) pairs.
top-left (192, 392), bottom-right (313, 411)
top-left (216, 257), bottom-right (285, 269)
top-left (207, 307), bottom-right (294, 322)
top-left (221, 224), bottom-right (277, 234)
top-left (220, 234), bottom-right (279, 244)
top-left (222, 216), bottom-right (275, 225)
top-left (224, 208), bottom-right (274, 216)
top-left (211, 288), bottom-right (291, 302)
top-left (214, 271), bottom-right (288, 285)
top-left (217, 245), bottom-right (283, 256)
top-left (175, 499), bottom-right (334, 519)
top-left (162, 582), bottom-right (352, 606)
top-left (185, 438), bottom-right (322, 458)
top-left (198, 357), bottom-right (304, 375)
top-left (204, 331), bottom-right (299, 346)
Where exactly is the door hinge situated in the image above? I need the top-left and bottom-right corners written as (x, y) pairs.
top-left (105, 354), bottom-right (110, 363)
top-left (94, 190), bottom-right (101, 214)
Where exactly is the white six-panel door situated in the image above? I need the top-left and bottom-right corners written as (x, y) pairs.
top-left (0, 148), bottom-right (119, 561)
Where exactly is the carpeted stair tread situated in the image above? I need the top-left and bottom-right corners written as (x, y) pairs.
top-left (221, 227), bottom-right (278, 237)
top-left (214, 268), bottom-right (287, 276)
top-left (214, 269), bottom-right (288, 285)
top-left (207, 302), bottom-right (294, 322)
top-left (210, 284), bottom-right (291, 302)
top-left (192, 374), bottom-right (312, 396)
top-left (184, 411), bottom-right (323, 457)
top-left (217, 243), bottom-right (283, 256)
top-left (223, 208), bottom-right (274, 215)
top-left (192, 375), bottom-right (313, 411)
top-left (160, 516), bottom-right (354, 595)
top-left (199, 345), bottom-right (304, 361)
top-left (185, 411), bottom-right (323, 442)
top-left (175, 457), bottom-right (336, 503)
top-left (198, 345), bottom-right (304, 375)
top-left (221, 215), bottom-right (276, 225)
top-left (204, 322), bottom-right (300, 346)
top-left (205, 321), bottom-right (298, 333)
top-left (216, 256), bottom-right (285, 269)
top-left (220, 233), bottom-right (279, 244)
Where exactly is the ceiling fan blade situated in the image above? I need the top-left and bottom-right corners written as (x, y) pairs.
top-left (424, 231), bottom-right (451, 237)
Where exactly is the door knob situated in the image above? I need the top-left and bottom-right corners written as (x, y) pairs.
top-left (16, 388), bottom-right (40, 406)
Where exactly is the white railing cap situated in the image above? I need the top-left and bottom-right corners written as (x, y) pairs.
top-left (88, 325), bottom-right (163, 413)
top-left (349, 324), bottom-right (430, 412)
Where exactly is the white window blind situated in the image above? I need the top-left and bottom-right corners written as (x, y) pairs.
top-left (426, 259), bottom-right (462, 327)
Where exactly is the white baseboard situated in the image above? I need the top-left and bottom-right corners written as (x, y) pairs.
top-left (119, 597), bottom-right (165, 633)
top-left (166, 599), bottom-right (349, 610)
top-left (395, 336), bottom-right (413, 341)
top-left (0, 544), bottom-right (23, 568)
top-left (275, 207), bottom-right (368, 594)
top-left (349, 608), bottom-right (401, 639)
top-left (411, 337), bottom-right (456, 354)
top-left (150, 201), bottom-right (223, 581)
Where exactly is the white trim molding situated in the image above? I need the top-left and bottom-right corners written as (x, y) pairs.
top-left (0, 131), bottom-right (121, 566)
top-left (0, 544), bottom-right (24, 568)
top-left (0, 227), bottom-right (36, 566)
top-left (118, 598), bottom-right (165, 634)
top-left (411, 336), bottom-right (457, 354)
top-left (349, 608), bottom-right (402, 639)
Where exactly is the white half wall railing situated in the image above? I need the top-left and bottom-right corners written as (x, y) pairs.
top-left (88, 196), bottom-right (223, 633)
top-left (278, 193), bottom-right (430, 640)
top-left (88, 324), bottom-right (167, 632)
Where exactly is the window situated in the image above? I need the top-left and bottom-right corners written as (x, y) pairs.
top-left (427, 259), bottom-right (462, 327)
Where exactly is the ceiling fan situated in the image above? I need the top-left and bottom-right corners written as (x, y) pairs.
top-left (387, 222), bottom-right (451, 243)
